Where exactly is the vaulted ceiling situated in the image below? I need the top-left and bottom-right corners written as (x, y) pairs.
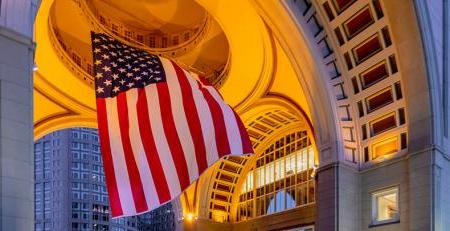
top-left (34, 0), bottom-right (312, 141)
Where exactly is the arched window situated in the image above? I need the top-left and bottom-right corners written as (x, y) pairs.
top-left (236, 131), bottom-right (315, 221)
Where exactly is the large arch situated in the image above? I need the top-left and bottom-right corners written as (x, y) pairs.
top-left (28, 0), bottom-right (450, 230)
top-left (173, 0), bottom-right (446, 230)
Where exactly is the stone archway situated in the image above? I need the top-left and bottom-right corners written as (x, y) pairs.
top-left (16, 0), bottom-right (449, 230)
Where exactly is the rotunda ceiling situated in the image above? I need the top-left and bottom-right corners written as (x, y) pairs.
top-left (50, 0), bottom-right (230, 87)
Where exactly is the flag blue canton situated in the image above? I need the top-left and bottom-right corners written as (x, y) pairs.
top-left (91, 32), bottom-right (166, 98)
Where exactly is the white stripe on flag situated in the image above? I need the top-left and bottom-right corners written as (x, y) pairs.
top-left (161, 59), bottom-right (199, 181)
top-left (144, 84), bottom-right (182, 198)
top-left (184, 71), bottom-right (219, 166)
top-left (126, 89), bottom-right (160, 209)
top-left (206, 86), bottom-right (243, 154)
top-left (105, 97), bottom-right (136, 215)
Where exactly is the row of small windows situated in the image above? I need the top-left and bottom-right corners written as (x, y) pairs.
top-left (36, 142), bottom-right (100, 158)
top-left (310, 0), bottom-right (408, 165)
top-left (96, 13), bottom-right (198, 49)
top-left (72, 151), bottom-right (102, 162)
top-left (72, 202), bottom-right (106, 210)
top-left (71, 170), bottom-right (105, 183)
top-left (71, 142), bottom-right (100, 152)
top-left (71, 211), bottom-right (108, 221)
top-left (72, 130), bottom-right (99, 141)
top-left (71, 182), bottom-right (107, 192)
top-left (71, 162), bottom-right (104, 172)
top-left (71, 222), bottom-right (108, 231)
top-left (310, 6), bottom-right (404, 219)
top-left (72, 191), bottom-right (108, 203)
top-left (35, 129), bottom-right (138, 231)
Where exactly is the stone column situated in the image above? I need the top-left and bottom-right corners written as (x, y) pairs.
top-left (315, 163), bottom-right (360, 231)
top-left (0, 0), bottom-right (38, 230)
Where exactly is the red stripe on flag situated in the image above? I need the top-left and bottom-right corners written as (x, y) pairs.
top-left (171, 62), bottom-right (208, 173)
top-left (197, 82), bottom-right (231, 157)
top-left (116, 93), bottom-right (148, 213)
top-left (96, 98), bottom-right (123, 217)
top-left (233, 110), bottom-right (253, 154)
top-left (136, 88), bottom-right (171, 203)
top-left (156, 83), bottom-right (191, 190)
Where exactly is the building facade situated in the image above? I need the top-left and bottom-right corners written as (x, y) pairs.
top-left (137, 203), bottom-right (176, 231)
top-left (34, 128), bottom-right (139, 231)
top-left (0, 0), bottom-right (449, 230)
top-left (0, 0), bottom-right (38, 230)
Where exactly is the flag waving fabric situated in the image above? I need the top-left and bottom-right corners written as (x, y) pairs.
top-left (91, 32), bottom-right (253, 217)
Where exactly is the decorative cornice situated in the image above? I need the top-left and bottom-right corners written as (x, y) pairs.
top-left (78, 0), bottom-right (210, 56)
top-left (48, 15), bottom-right (94, 87)
top-left (0, 25), bottom-right (34, 47)
top-left (48, 0), bottom-right (230, 89)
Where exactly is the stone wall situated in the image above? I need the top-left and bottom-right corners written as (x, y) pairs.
top-left (0, 28), bottom-right (34, 230)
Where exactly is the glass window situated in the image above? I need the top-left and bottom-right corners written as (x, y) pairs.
top-left (371, 187), bottom-right (399, 225)
top-left (161, 37), bottom-right (168, 48)
top-left (72, 151), bottom-right (80, 160)
top-left (236, 131), bottom-right (315, 221)
top-left (149, 36), bottom-right (156, 48)
top-left (81, 152), bottom-right (89, 160)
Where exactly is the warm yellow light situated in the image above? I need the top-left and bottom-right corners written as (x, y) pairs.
top-left (211, 211), bottom-right (227, 223)
top-left (372, 136), bottom-right (398, 160)
top-left (185, 213), bottom-right (195, 222)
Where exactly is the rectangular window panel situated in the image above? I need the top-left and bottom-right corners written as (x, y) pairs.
top-left (381, 27), bottom-right (392, 47)
top-left (332, 0), bottom-right (357, 13)
top-left (323, 2), bottom-right (335, 21)
top-left (398, 108), bottom-right (406, 125)
top-left (389, 55), bottom-right (398, 74)
top-left (334, 27), bottom-right (345, 45)
top-left (366, 88), bottom-right (394, 113)
top-left (394, 81), bottom-right (403, 100)
top-left (358, 101), bottom-right (364, 117)
top-left (360, 61), bottom-right (389, 89)
top-left (372, 136), bottom-right (398, 159)
top-left (343, 6), bottom-right (374, 39)
top-left (371, 187), bottom-right (399, 225)
top-left (370, 113), bottom-right (397, 136)
top-left (400, 133), bottom-right (407, 150)
top-left (344, 52), bottom-right (353, 70)
top-left (362, 124), bottom-right (368, 140)
top-left (352, 77), bottom-right (360, 94)
top-left (372, 0), bottom-right (384, 19)
top-left (352, 34), bottom-right (382, 64)
top-left (364, 147), bottom-right (369, 162)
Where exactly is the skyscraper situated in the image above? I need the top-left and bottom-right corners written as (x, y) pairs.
top-left (34, 128), bottom-right (138, 231)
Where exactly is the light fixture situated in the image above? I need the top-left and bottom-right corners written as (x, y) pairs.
top-left (310, 165), bottom-right (318, 178)
top-left (185, 213), bottom-right (195, 222)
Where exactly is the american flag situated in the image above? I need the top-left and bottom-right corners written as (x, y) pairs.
top-left (91, 32), bottom-right (253, 217)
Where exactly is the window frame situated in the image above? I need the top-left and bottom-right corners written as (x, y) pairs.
top-left (370, 186), bottom-right (400, 226)
top-left (236, 131), bottom-right (315, 222)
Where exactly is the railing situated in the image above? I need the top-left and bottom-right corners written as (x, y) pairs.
top-left (47, 0), bottom-right (231, 88)
top-left (76, 0), bottom-right (210, 58)
top-left (76, 0), bottom-right (230, 88)
top-left (48, 15), bottom-right (95, 87)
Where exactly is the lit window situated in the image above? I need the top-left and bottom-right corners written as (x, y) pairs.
top-left (161, 37), bottom-right (168, 48)
top-left (371, 187), bottom-right (399, 225)
top-left (149, 36), bottom-right (156, 48)
top-left (137, 34), bottom-right (144, 43)
top-left (236, 131), bottom-right (315, 221)
top-left (172, 36), bottom-right (179, 45)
